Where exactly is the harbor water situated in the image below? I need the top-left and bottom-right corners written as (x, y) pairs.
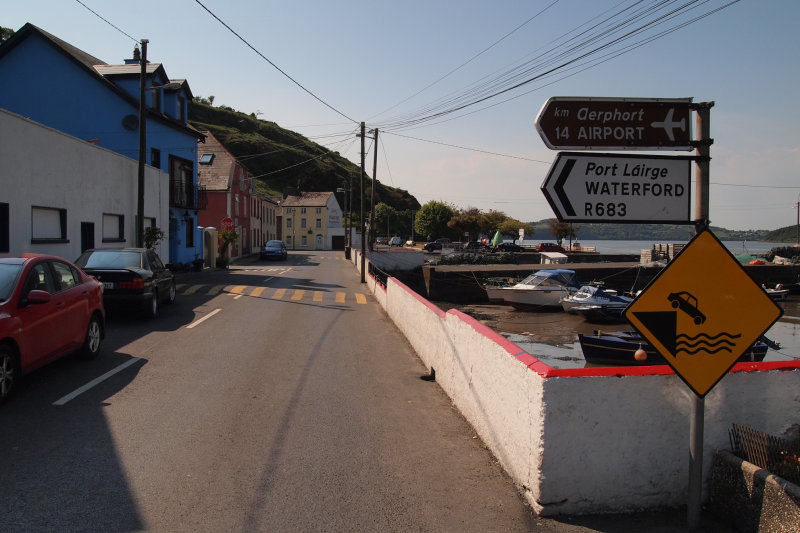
top-left (447, 239), bottom-right (799, 369)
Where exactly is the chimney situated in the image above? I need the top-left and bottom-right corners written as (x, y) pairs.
top-left (124, 45), bottom-right (142, 65)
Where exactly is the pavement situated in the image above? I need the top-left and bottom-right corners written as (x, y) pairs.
top-left (531, 508), bottom-right (736, 532)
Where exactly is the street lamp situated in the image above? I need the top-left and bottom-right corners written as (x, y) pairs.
top-left (794, 192), bottom-right (799, 245)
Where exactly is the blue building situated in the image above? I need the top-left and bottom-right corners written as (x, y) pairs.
top-left (0, 23), bottom-right (204, 264)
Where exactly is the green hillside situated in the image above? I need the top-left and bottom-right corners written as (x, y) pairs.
top-left (530, 221), bottom-right (776, 241)
top-left (189, 101), bottom-right (420, 214)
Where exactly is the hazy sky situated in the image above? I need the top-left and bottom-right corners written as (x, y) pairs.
top-left (5, 1), bottom-right (799, 231)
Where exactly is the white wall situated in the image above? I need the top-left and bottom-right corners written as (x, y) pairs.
top-left (0, 109), bottom-right (168, 262)
top-left (355, 252), bottom-right (800, 515)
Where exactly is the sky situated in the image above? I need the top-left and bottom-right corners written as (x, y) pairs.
top-left (4, 0), bottom-right (799, 232)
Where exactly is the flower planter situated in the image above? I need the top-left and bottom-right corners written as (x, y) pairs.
top-left (709, 449), bottom-right (800, 532)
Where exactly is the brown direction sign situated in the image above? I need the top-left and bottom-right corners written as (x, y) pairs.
top-left (623, 229), bottom-right (783, 397)
top-left (536, 97), bottom-right (694, 151)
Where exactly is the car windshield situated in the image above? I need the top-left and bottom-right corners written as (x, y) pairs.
top-left (266, 241), bottom-right (283, 249)
top-left (0, 264), bottom-right (23, 302)
top-left (77, 250), bottom-right (143, 269)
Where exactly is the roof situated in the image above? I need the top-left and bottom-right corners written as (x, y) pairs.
top-left (0, 23), bottom-right (203, 140)
top-left (197, 131), bottom-right (239, 191)
top-left (281, 192), bottom-right (334, 207)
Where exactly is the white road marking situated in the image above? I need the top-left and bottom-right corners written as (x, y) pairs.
top-left (53, 358), bottom-right (141, 406)
top-left (186, 308), bottom-right (222, 329)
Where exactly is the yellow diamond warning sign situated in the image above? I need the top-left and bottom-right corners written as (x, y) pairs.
top-left (624, 229), bottom-right (783, 397)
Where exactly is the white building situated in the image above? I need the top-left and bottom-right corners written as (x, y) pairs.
top-left (0, 108), bottom-right (168, 261)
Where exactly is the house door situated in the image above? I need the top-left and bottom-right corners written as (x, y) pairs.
top-left (315, 234), bottom-right (323, 250)
top-left (80, 222), bottom-right (95, 252)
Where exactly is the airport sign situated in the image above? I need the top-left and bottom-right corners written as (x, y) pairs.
top-left (536, 97), bottom-right (694, 150)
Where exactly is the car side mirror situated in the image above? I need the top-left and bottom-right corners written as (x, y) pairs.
top-left (25, 289), bottom-right (51, 305)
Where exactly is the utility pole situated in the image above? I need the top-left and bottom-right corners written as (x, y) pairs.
top-left (369, 128), bottom-right (378, 251)
top-left (359, 122), bottom-right (366, 283)
top-left (136, 39), bottom-right (148, 248)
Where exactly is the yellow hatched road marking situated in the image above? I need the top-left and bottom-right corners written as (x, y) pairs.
top-left (272, 288), bottom-right (287, 299)
top-left (207, 285), bottom-right (224, 295)
top-left (229, 285), bottom-right (247, 295)
top-left (355, 293), bottom-right (367, 304)
top-left (184, 284), bottom-right (205, 295)
top-left (335, 292), bottom-right (346, 303)
top-left (251, 286), bottom-right (267, 297)
top-left (291, 289), bottom-right (305, 301)
top-left (313, 291), bottom-right (324, 302)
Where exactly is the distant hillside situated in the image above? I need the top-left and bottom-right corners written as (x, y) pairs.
top-left (763, 225), bottom-right (800, 243)
top-left (530, 221), bottom-right (775, 241)
top-left (189, 101), bottom-right (420, 213)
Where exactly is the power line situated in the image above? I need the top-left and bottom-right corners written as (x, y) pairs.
top-left (193, 0), bottom-right (358, 125)
top-left (384, 131), bottom-right (552, 164)
top-left (72, 0), bottom-right (138, 43)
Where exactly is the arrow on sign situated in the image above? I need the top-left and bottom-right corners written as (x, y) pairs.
top-left (540, 152), bottom-right (693, 224)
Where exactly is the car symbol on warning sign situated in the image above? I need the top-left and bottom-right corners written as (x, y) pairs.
top-left (624, 229), bottom-right (783, 397)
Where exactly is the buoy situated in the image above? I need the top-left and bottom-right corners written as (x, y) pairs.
top-left (634, 347), bottom-right (648, 361)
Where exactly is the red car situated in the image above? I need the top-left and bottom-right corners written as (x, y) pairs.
top-left (0, 254), bottom-right (105, 403)
top-left (537, 243), bottom-right (566, 253)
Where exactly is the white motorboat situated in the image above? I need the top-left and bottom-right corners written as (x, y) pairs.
top-left (484, 269), bottom-right (581, 309)
top-left (560, 285), bottom-right (633, 320)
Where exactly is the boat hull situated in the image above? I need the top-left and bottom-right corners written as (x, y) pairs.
top-left (579, 331), bottom-right (768, 366)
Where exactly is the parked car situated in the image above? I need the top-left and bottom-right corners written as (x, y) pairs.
top-left (423, 238), bottom-right (452, 252)
top-left (0, 254), bottom-right (105, 403)
top-left (494, 242), bottom-right (525, 253)
top-left (537, 243), bottom-right (566, 253)
top-left (375, 236), bottom-right (388, 246)
top-left (74, 248), bottom-right (175, 319)
top-left (389, 237), bottom-right (403, 247)
top-left (464, 241), bottom-right (490, 252)
top-left (261, 240), bottom-right (288, 260)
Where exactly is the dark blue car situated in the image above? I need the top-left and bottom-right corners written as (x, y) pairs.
top-left (261, 240), bottom-right (288, 261)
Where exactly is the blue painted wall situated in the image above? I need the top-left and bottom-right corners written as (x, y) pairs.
top-left (0, 27), bottom-right (201, 264)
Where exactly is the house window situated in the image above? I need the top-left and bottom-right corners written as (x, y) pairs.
top-left (300, 207), bottom-right (307, 214)
top-left (235, 194), bottom-right (240, 217)
top-left (316, 207), bottom-right (322, 214)
top-left (102, 213), bottom-right (125, 242)
top-left (199, 153), bottom-right (214, 165)
top-left (0, 203), bottom-right (8, 253)
top-left (301, 218), bottom-right (307, 229)
top-left (301, 235), bottom-right (307, 246)
top-left (178, 95), bottom-right (186, 122)
top-left (316, 218), bottom-right (322, 229)
top-left (151, 148), bottom-right (161, 169)
top-left (285, 207), bottom-right (293, 214)
top-left (31, 206), bottom-right (67, 243)
top-left (286, 218), bottom-right (292, 229)
top-left (169, 155), bottom-right (194, 208)
top-left (185, 216), bottom-right (194, 247)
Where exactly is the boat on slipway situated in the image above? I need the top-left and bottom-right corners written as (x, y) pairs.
top-left (560, 285), bottom-right (633, 323)
top-left (483, 269), bottom-right (581, 309)
top-left (578, 330), bottom-right (771, 366)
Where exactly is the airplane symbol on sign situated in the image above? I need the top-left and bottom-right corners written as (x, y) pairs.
top-left (650, 108), bottom-right (686, 142)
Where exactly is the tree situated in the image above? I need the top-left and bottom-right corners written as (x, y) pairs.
top-left (415, 200), bottom-right (456, 241)
top-left (447, 207), bottom-right (483, 241)
top-left (0, 27), bottom-right (14, 44)
top-left (547, 219), bottom-right (578, 246)
top-left (143, 226), bottom-right (164, 250)
top-left (374, 202), bottom-right (398, 237)
top-left (498, 218), bottom-right (535, 242)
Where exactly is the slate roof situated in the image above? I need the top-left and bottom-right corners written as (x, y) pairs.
top-left (197, 131), bottom-right (237, 191)
top-left (281, 192), bottom-right (334, 207)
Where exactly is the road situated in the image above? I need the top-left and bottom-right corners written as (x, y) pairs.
top-left (0, 251), bottom-right (540, 532)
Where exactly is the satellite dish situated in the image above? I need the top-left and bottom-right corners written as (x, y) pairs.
top-left (122, 114), bottom-right (139, 131)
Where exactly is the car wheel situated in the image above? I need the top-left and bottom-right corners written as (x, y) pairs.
top-left (0, 343), bottom-right (18, 404)
top-left (78, 314), bottom-right (103, 360)
top-left (166, 280), bottom-right (176, 304)
top-left (145, 291), bottom-right (158, 319)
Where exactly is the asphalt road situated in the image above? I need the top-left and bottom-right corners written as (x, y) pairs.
top-left (0, 250), bottom-right (734, 532)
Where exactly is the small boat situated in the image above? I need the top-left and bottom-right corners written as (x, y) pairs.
top-left (578, 330), bottom-right (770, 366)
top-left (763, 286), bottom-right (790, 301)
top-left (483, 269), bottom-right (581, 309)
top-left (560, 285), bottom-right (632, 322)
